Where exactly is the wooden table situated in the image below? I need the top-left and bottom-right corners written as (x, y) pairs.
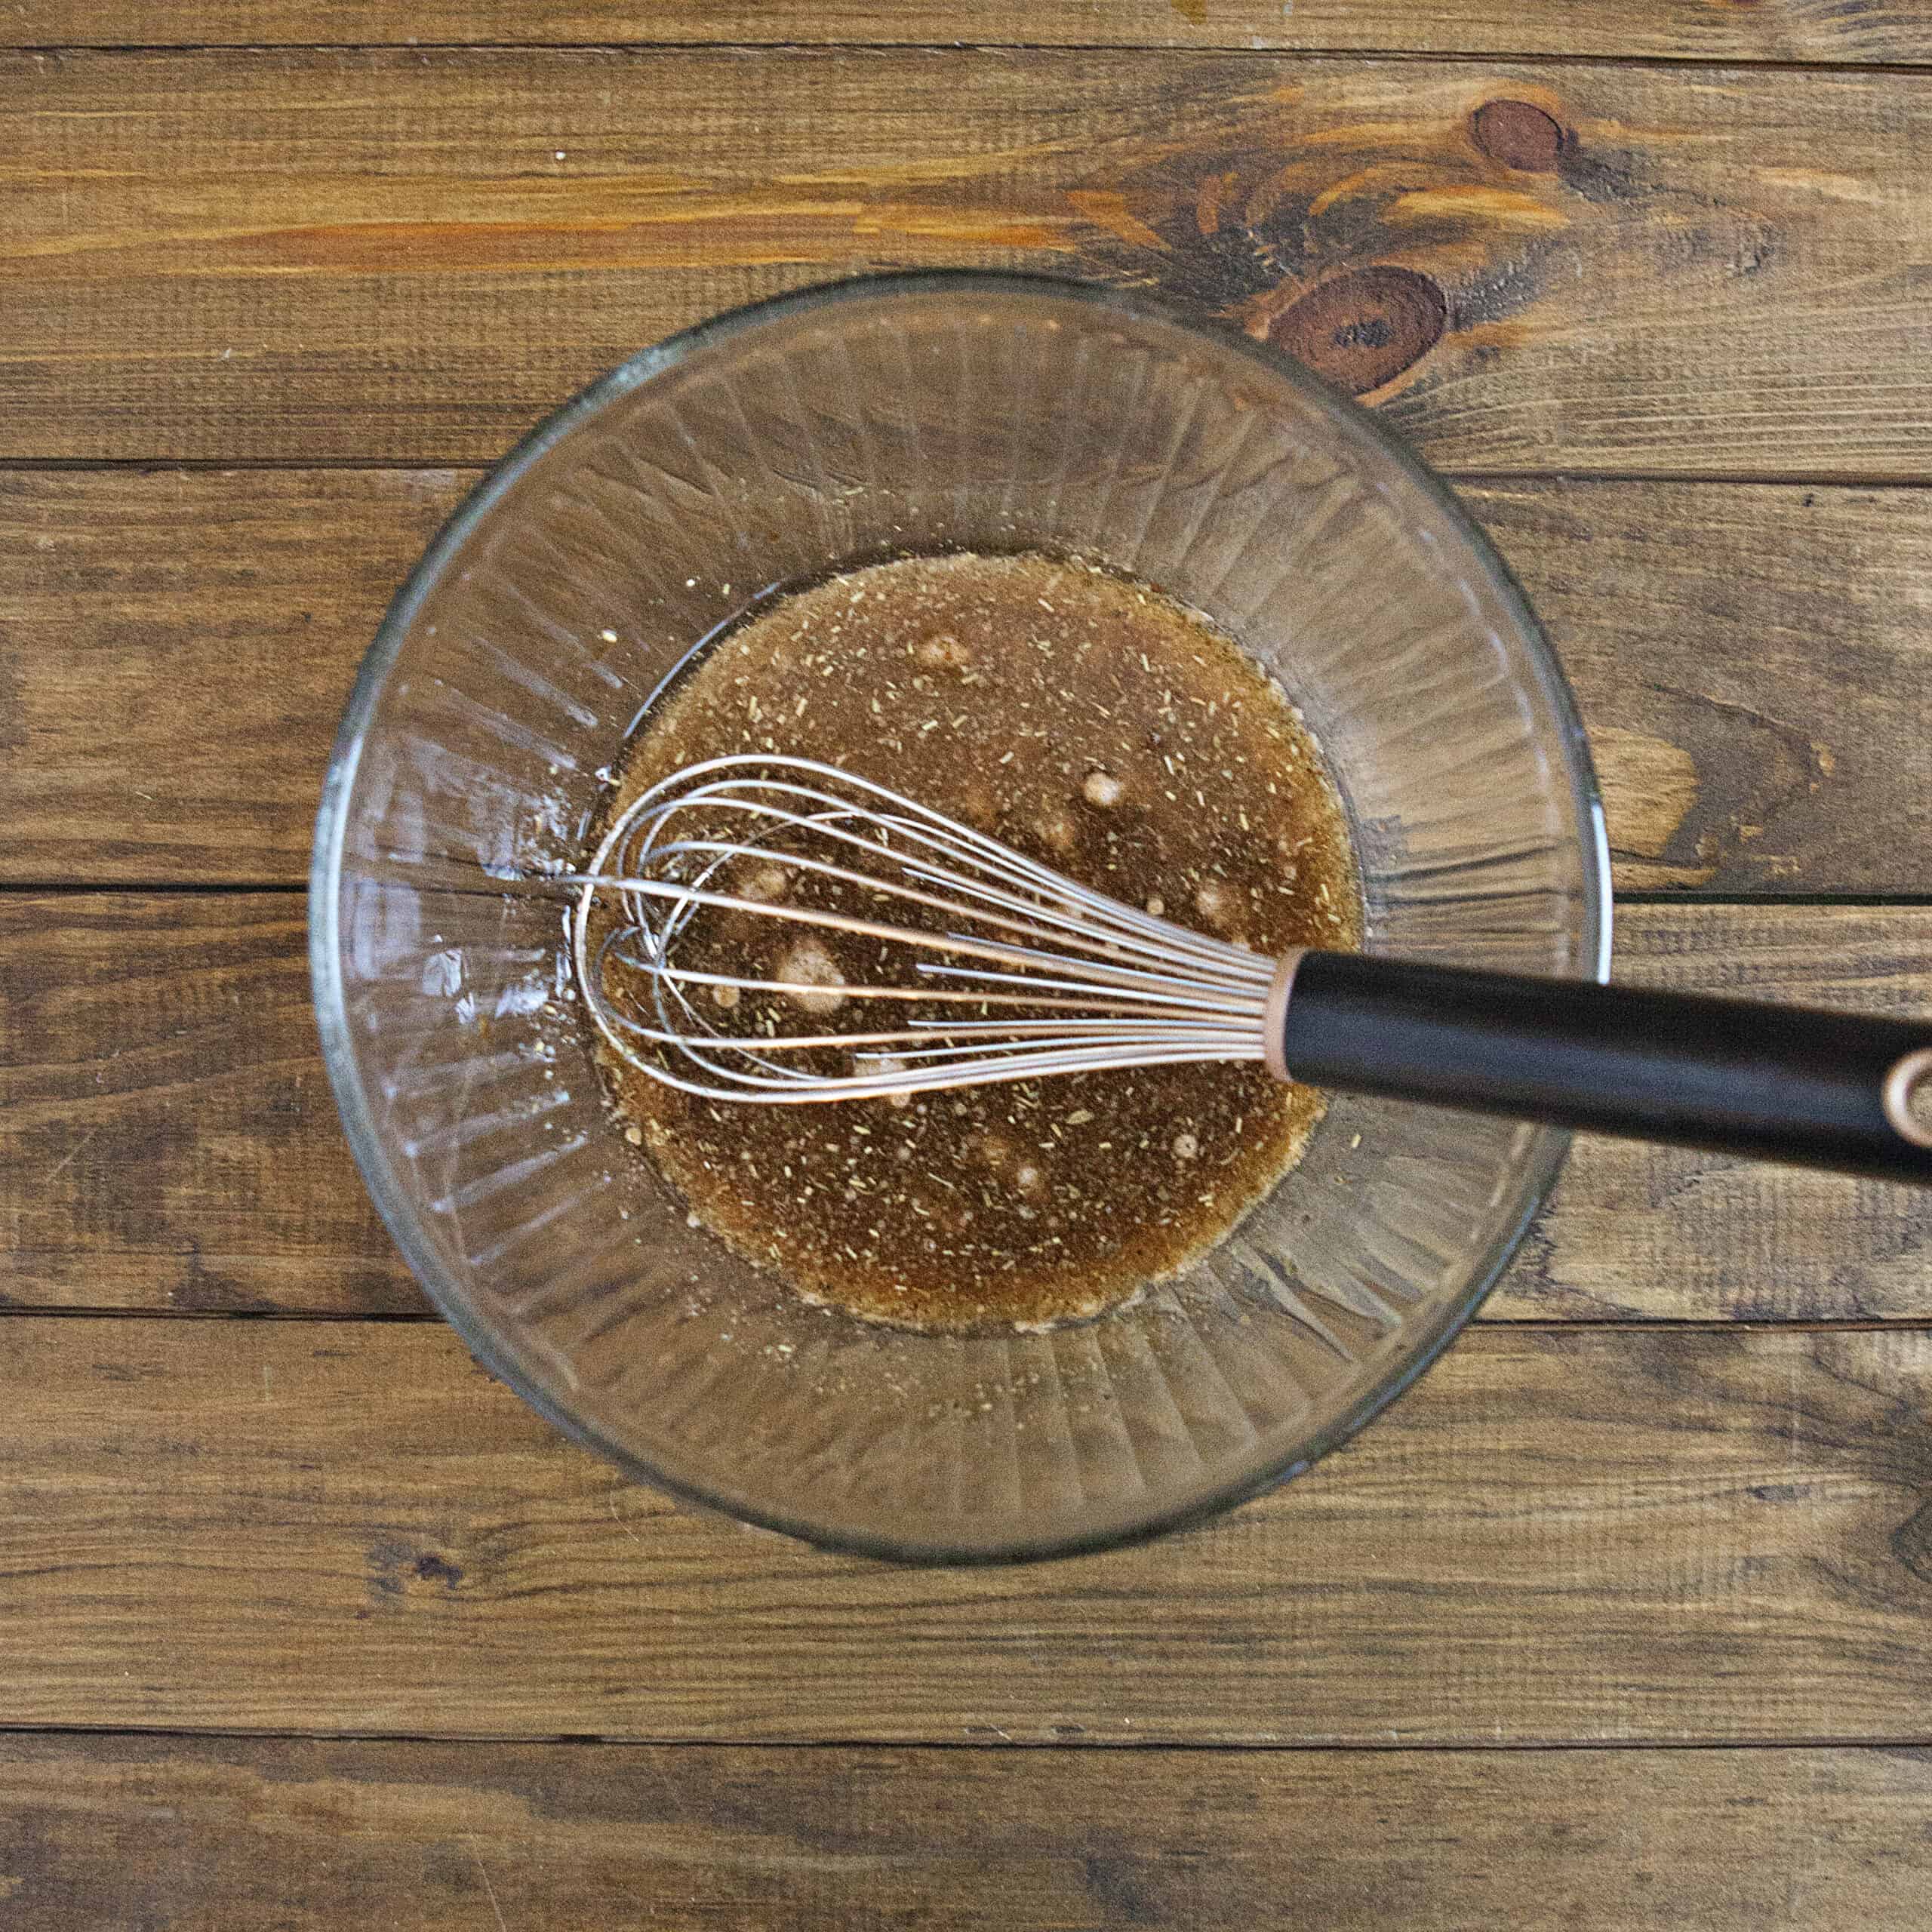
top-left (5, 5), bottom-right (1932, 1925)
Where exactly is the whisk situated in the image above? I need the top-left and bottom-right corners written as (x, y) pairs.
top-left (568, 754), bottom-right (1932, 1184)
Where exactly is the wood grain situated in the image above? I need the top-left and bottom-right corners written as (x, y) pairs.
top-left (8, 52), bottom-right (1932, 472)
top-left (1466, 481), bottom-right (1932, 894)
top-left (6, 21), bottom-right (1928, 1915)
top-left (5, 470), bottom-right (1929, 893)
top-left (0, 894), bottom-right (414, 1315)
top-left (1524, 904), bottom-right (1932, 1321)
top-left (5, 898), bottom-right (1928, 1323)
top-left (0, 469), bottom-right (460, 888)
top-left (17, 0), bottom-right (1932, 64)
top-left (2, 1315), bottom-right (1930, 1741)
top-left (0, 1735), bottom-right (1927, 1931)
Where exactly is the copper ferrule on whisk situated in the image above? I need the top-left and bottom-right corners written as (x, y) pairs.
top-left (1262, 949), bottom-right (1306, 1084)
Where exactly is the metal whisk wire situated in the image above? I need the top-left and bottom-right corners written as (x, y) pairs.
top-left (568, 755), bottom-right (1278, 1103)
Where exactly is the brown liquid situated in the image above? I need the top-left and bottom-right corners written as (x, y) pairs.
top-left (592, 553), bottom-right (1361, 1334)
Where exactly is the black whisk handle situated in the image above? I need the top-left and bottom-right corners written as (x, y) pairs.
top-left (1268, 950), bottom-right (1932, 1184)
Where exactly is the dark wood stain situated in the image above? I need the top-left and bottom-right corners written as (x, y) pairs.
top-left (1893, 1499), bottom-right (1932, 1583)
top-left (1266, 266), bottom-right (1447, 393)
top-left (0, 892), bottom-right (420, 1315)
top-left (1472, 98), bottom-right (1567, 171)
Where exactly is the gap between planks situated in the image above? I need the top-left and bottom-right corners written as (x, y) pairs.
top-left (8, 884), bottom-right (1932, 906)
top-left (3, 1308), bottom-right (1931, 1331)
top-left (2, 1720), bottom-right (1932, 1753)
top-left (15, 462), bottom-right (1932, 491)
top-left (8, 42), bottom-right (1932, 80)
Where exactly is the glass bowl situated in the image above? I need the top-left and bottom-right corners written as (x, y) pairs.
top-left (312, 271), bottom-right (1610, 1563)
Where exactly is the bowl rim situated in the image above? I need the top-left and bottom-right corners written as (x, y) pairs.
top-left (310, 267), bottom-right (1614, 1564)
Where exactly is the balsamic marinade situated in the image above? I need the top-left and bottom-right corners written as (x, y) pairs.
top-left (592, 553), bottom-right (1361, 1333)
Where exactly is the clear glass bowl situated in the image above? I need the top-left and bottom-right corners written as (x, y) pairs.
top-left (312, 272), bottom-right (1610, 1563)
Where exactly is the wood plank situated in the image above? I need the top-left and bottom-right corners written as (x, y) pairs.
top-left (5, 898), bottom-right (1928, 1323)
top-left (0, 1736), bottom-right (1927, 1931)
top-left (18, 1), bottom-right (1932, 64)
top-left (8, 51), bottom-right (1932, 473)
top-left (0, 895), bottom-right (417, 1315)
top-left (1526, 904), bottom-right (1932, 1321)
top-left (6, 470), bottom-right (1930, 894)
top-left (2, 1316), bottom-right (1930, 1740)
top-left (1465, 481), bottom-right (1932, 895)
top-left (0, 469), bottom-right (459, 888)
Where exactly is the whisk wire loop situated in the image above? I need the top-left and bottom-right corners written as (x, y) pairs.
top-left (570, 755), bottom-right (1275, 1103)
